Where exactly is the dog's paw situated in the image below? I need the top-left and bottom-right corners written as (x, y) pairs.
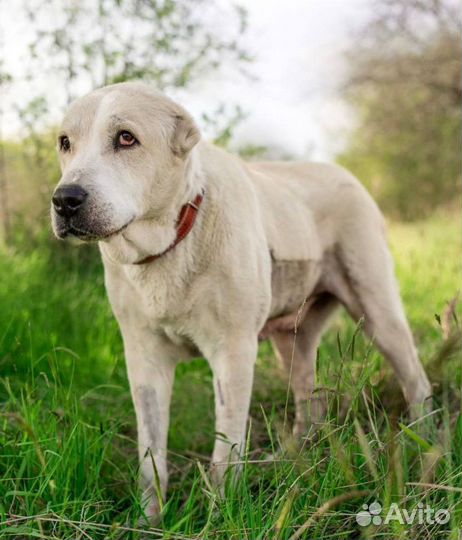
top-left (138, 488), bottom-right (164, 529)
top-left (408, 396), bottom-right (433, 422)
top-left (208, 462), bottom-right (228, 496)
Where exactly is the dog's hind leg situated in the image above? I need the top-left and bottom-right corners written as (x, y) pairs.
top-left (332, 215), bottom-right (432, 416)
top-left (271, 293), bottom-right (340, 438)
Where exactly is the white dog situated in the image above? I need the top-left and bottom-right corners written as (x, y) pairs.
top-left (51, 82), bottom-right (431, 520)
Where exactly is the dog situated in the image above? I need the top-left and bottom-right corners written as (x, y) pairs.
top-left (51, 82), bottom-right (432, 521)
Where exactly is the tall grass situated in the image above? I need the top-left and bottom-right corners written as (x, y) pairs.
top-left (0, 214), bottom-right (460, 539)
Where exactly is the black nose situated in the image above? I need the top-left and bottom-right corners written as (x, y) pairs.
top-left (52, 185), bottom-right (88, 218)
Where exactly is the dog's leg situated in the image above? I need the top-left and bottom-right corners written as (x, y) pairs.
top-left (271, 294), bottom-right (339, 438)
top-left (208, 337), bottom-right (257, 486)
top-left (123, 332), bottom-right (177, 522)
top-left (335, 229), bottom-right (432, 416)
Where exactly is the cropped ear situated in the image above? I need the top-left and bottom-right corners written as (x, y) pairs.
top-left (170, 113), bottom-right (201, 157)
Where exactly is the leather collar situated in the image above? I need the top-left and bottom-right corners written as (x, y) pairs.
top-left (134, 190), bottom-right (204, 265)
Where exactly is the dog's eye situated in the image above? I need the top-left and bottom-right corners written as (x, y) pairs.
top-left (117, 131), bottom-right (137, 147)
top-left (59, 135), bottom-right (71, 152)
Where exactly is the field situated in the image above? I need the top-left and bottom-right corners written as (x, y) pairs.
top-left (0, 214), bottom-right (460, 539)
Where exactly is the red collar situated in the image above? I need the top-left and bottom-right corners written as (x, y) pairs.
top-left (134, 190), bottom-right (204, 265)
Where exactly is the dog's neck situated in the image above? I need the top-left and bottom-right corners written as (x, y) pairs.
top-left (99, 151), bottom-right (205, 266)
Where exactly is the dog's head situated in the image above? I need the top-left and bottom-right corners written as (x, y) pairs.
top-left (51, 82), bottom-right (201, 242)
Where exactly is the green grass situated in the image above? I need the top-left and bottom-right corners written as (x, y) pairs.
top-left (0, 214), bottom-right (460, 539)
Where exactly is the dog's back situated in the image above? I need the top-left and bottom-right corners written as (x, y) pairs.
top-left (245, 160), bottom-right (383, 258)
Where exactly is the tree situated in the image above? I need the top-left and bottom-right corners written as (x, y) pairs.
top-left (24, 0), bottom-right (250, 108)
top-left (338, 0), bottom-right (460, 220)
top-left (0, 53), bottom-right (13, 243)
top-left (1, 0), bottom-right (251, 243)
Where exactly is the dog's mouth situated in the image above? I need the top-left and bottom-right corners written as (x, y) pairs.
top-left (57, 219), bottom-right (134, 242)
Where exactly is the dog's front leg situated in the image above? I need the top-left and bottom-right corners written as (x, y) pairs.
top-left (208, 337), bottom-right (257, 486)
top-left (123, 332), bottom-right (176, 522)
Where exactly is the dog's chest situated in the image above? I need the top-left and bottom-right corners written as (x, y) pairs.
top-left (269, 258), bottom-right (321, 318)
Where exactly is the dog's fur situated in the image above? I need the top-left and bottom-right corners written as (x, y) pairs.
top-left (51, 82), bottom-right (432, 520)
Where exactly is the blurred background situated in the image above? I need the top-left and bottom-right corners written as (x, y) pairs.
top-left (0, 2), bottom-right (460, 536)
top-left (0, 0), bottom-right (459, 242)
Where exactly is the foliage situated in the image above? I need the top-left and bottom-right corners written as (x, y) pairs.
top-left (338, 0), bottom-right (460, 220)
top-left (0, 133), bottom-right (60, 245)
top-left (0, 0), bottom-right (251, 244)
top-left (0, 214), bottom-right (460, 539)
top-left (24, 0), bottom-right (250, 104)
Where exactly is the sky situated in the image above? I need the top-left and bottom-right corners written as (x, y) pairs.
top-left (1, 0), bottom-right (373, 160)
top-left (179, 0), bottom-right (372, 159)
